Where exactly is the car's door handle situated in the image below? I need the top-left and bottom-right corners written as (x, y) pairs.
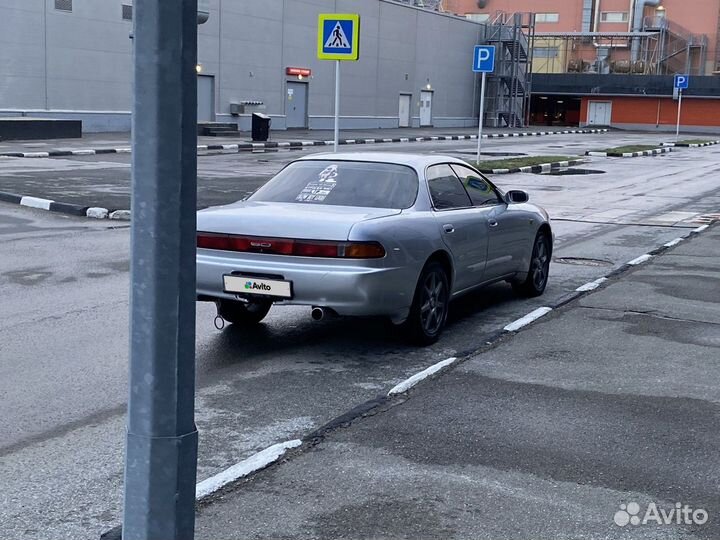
top-left (443, 224), bottom-right (455, 234)
top-left (488, 219), bottom-right (499, 228)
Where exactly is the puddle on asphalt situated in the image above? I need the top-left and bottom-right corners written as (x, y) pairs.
top-left (538, 168), bottom-right (606, 176)
top-left (453, 151), bottom-right (528, 157)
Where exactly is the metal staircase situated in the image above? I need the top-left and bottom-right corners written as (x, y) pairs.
top-left (483, 12), bottom-right (535, 128)
top-left (642, 15), bottom-right (708, 75)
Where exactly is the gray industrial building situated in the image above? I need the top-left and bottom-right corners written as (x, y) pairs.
top-left (0, 0), bottom-right (490, 133)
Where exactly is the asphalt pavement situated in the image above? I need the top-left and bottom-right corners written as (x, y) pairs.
top-left (1, 129), bottom-right (719, 540)
top-left (0, 129), bottom-right (699, 212)
top-left (194, 224), bottom-right (720, 540)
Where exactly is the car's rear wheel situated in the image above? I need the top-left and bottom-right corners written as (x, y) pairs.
top-left (217, 299), bottom-right (272, 325)
top-left (404, 261), bottom-right (450, 345)
top-left (512, 231), bottom-right (551, 298)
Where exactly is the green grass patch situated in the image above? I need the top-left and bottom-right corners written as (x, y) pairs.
top-left (598, 145), bottom-right (659, 154)
top-left (470, 156), bottom-right (575, 171)
top-left (676, 139), bottom-right (715, 145)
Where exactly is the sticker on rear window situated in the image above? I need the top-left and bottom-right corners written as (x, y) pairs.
top-left (296, 164), bottom-right (339, 202)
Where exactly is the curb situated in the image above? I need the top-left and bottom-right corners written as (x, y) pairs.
top-left (661, 140), bottom-right (720, 148)
top-left (586, 147), bottom-right (672, 158)
top-left (478, 158), bottom-right (586, 175)
top-left (98, 220), bottom-right (717, 540)
top-left (0, 190), bottom-right (129, 220)
top-left (1, 129), bottom-right (609, 159)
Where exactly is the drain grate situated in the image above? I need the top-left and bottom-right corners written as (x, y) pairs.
top-left (554, 257), bottom-right (613, 267)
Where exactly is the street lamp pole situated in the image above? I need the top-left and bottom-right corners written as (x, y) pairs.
top-left (123, 0), bottom-right (199, 538)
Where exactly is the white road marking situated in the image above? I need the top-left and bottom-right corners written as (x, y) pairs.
top-left (23, 152), bottom-right (51, 158)
top-left (664, 237), bottom-right (685, 247)
top-left (503, 307), bottom-right (552, 332)
top-left (575, 277), bottom-right (608, 292)
top-left (388, 357), bottom-right (458, 396)
top-left (694, 224), bottom-right (710, 233)
top-left (195, 440), bottom-right (302, 500)
top-left (627, 254), bottom-right (653, 266)
top-left (20, 196), bottom-right (53, 210)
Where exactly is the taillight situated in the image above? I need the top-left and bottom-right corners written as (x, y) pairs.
top-left (294, 241), bottom-right (340, 258)
top-left (343, 242), bottom-right (386, 258)
top-left (197, 233), bottom-right (385, 259)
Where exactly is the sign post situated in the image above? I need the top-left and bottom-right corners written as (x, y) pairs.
top-left (674, 74), bottom-right (689, 142)
top-left (317, 14), bottom-right (360, 152)
top-left (123, 0), bottom-right (199, 539)
top-left (473, 45), bottom-right (496, 163)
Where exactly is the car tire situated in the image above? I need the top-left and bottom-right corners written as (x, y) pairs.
top-left (217, 299), bottom-right (272, 325)
top-left (512, 231), bottom-right (551, 298)
top-left (404, 261), bottom-right (450, 345)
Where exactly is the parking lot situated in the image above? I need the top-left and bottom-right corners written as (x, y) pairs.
top-left (1, 130), bottom-right (719, 539)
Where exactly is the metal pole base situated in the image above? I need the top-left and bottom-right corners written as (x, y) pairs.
top-left (123, 429), bottom-right (199, 540)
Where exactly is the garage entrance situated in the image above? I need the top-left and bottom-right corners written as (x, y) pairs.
top-left (588, 101), bottom-right (612, 126)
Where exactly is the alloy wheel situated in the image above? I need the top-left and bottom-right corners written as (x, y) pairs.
top-left (420, 271), bottom-right (447, 335)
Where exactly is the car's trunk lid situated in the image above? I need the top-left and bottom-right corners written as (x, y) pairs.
top-left (197, 201), bottom-right (401, 241)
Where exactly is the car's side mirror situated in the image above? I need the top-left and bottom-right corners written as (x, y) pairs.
top-left (505, 190), bottom-right (529, 204)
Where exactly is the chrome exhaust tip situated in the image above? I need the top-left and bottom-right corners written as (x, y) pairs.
top-left (311, 307), bottom-right (325, 321)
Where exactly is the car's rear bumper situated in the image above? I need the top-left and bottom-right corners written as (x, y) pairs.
top-left (196, 249), bottom-right (417, 319)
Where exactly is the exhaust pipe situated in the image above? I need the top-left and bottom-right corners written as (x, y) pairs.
top-left (311, 307), bottom-right (325, 321)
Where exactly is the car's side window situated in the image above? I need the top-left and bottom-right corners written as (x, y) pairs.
top-left (449, 164), bottom-right (503, 207)
top-left (426, 164), bottom-right (472, 210)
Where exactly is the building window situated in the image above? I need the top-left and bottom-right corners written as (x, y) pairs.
top-left (600, 12), bottom-right (629, 23)
top-left (54, 0), bottom-right (72, 12)
top-left (534, 46), bottom-right (560, 58)
top-left (465, 13), bottom-right (490, 23)
top-left (535, 13), bottom-right (559, 23)
top-left (122, 4), bottom-right (133, 21)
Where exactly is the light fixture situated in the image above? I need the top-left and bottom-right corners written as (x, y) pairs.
top-left (557, 100), bottom-right (564, 104)
top-left (298, 74), bottom-right (304, 80)
top-left (539, 96), bottom-right (548, 100)
top-left (195, 64), bottom-right (203, 73)
top-left (426, 83), bottom-right (432, 90)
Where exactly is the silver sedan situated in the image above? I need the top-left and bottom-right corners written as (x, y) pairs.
top-left (196, 153), bottom-right (552, 344)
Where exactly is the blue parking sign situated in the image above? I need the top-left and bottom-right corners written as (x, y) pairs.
top-left (674, 74), bottom-right (689, 89)
top-left (473, 45), bottom-right (496, 73)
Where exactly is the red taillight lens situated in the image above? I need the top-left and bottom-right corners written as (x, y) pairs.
top-left (198, 233), bottom-right (385, 259)
top-left (197, 233), bottom-right (230, 250)
top-left (294, 241), bottom-right (340, 257)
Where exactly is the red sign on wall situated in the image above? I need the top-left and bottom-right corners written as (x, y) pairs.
top-left (286, 67), bottom-right (312, 77)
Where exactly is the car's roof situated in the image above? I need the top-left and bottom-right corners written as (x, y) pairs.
top-left (296, 152), bottom-right (470, 169)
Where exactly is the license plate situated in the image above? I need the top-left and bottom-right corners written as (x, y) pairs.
top-left (223, 275), bottom-right (292, 299)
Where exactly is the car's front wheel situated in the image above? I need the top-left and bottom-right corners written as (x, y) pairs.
top-left (404, 261), bottom-right (450, 345)
top-left (512, 231), bottom-right (551, 297)
top-left (217, 299), bottom-right (272, 325)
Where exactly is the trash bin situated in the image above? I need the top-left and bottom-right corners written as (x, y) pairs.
top-left (252, 113), bottom-right (271, 142)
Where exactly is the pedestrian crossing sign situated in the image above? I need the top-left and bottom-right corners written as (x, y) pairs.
top-left (317, 14), bottom-right (360, 61)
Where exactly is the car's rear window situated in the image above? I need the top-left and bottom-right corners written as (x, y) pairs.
top-left (248, 160), bottom-right (419, 209)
